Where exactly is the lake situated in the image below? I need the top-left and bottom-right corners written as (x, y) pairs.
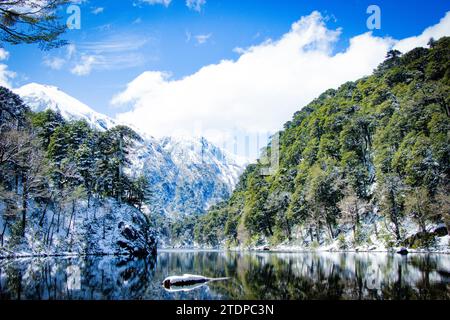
top-left (0, 250), bottom-right (449, 300)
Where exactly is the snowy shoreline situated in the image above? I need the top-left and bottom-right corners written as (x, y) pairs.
top-left (2, 246), bottom-right (449, 260)
top-left (161, 230), bottom-right (450, 255)
top-left (0, 251), bottom-right (131, 260)
top-left (159, 245), bottom-right (450, 254)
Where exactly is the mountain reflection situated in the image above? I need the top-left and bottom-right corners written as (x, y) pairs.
top-left (0, 251), bottom-right (449, 300)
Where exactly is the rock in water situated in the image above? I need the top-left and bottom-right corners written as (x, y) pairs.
top-left (397, 247), bottom-right (409, 255)
top-left (162, 274), bottom-right (229, 290)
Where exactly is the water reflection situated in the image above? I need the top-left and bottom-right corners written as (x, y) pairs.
top-left (0, 251), bottom-right (449, 300)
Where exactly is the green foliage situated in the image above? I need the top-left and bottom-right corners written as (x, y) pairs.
top-left (337, 234), bottom-right (347, 250)
top-left (409, 233), bottom-right (437, 249)
top-left (310, 240), bottom-right (320, 250)
top-left (0, 87), bottom-right (151, 242)
top-left (378, 224), bottom-right (395, 248)
top-left (197, 37), bottom-right (450, 247)
top-left (0, 0), bottom-right (69, 50)
top-left (194, 203), bottom-right (228, 246)
top-left (352, 228), bottom-right (365, 246)
top-left (8, 220), bottom-right (24, 247)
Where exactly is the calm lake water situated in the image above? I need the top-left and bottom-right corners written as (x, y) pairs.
top-left (0, 250), bottom-right (449, 300)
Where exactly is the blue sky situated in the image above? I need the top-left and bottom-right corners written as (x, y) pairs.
top-left (3, 0), bottom-right (449, 117)
top-left (2, 0), bottom-right (450, 158)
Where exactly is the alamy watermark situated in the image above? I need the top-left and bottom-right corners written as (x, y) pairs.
top-left (260, 132), bottom-right (280, 176)
top-left (66, 2), bottom-right (81, 30)
top-left (366, 5), bottom-right (381, 30)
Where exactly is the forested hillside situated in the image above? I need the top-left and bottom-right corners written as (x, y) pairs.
top-left (196, 37), bottom-right (450, 250)
top-left (0, 88), bottom-right (156, 257)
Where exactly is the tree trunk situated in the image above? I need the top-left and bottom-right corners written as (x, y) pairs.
top-left (374, 221), bottom-right (378, 237)
top-left (46, 210), bottom-right (56, 246)
top-left (56, 209), bottom-right (61, 233)
top-left (420, 219), bottom-right (427, 234)
top-left (284, 216), bottom-right (291, 240)
top-left (392, 215), bottom-right (401, 241)
top-left (21, 176), bottom-right (27, 237)
top-left (14, 169), bottom-right (19, 193)
top-left (1, 222), bottom-right (7, 247)
top-left (38, 201), bottom-right (49, 227)
top-left (267, 224), bottom-right (273, 236)
top-left (390, 190), bottom-right (401, 241)
top-left (392, 216), bottom-right (401, 241)
top-left (327, 221), bottom-right (334, 239)
top-left (265, 214), bottom-right (273, 236)
top-left (67, 200), bottom-right (76, 237)
top-left (103, 216), bottom-right (106, 240)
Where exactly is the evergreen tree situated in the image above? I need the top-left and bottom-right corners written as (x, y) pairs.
top-left (0, 0), bottom-right (69, 49)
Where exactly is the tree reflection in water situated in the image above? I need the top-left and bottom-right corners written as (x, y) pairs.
top-left (0, 251), bottom-right (449, 300)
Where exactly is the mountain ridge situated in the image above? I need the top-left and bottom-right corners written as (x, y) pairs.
top-left (14, 82), bottom-right (247, 217)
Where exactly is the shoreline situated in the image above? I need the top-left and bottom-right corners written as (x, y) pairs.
top-left (0, 252), bottom-right (129, 260)
top-left (2, 245), bottom-right (449, 260)
top-left (159, 246), bottom-right (450, 254)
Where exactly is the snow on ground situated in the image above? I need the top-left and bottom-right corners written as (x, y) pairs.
top-left (0, 198), bottom-right (156, 258)
top-left (181, 210), bottom-right (450, 254)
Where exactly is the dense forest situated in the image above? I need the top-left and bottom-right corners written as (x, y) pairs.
top-left (194, 37), bottom-right (450, 249)
top-left (1, 38), bottom-right (449, 253)
top-left (0, 88), bottom-right (154, 255)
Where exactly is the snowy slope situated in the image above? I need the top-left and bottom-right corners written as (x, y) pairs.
top-left (14, 83), bottom-right (116, 131)
top-left (0, 198), bottom-right (157, 258)
top-left (130, 135), bottom-right (247, 216)
top-left (14, 82), bottom-right (248, 216)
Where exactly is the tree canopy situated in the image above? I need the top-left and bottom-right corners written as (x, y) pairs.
top-left (196, 37), bottom-right (450, 248)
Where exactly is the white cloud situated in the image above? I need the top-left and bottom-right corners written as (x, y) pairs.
top-left (113, 11), bottom-right (450, 156)
top-left (140, 0), bottom-right (171, 7)
top-left (48, 36), bottom-right (150, 76)
top-left (195, 33), bottom-right (212, 45)
top-left (43, 56), bottom-right (65, 70)
top-left (71, 55), bottom-right (98, 76)
top-left (186, 0), bottom-right (206, 12)
top-left (91, 7), bottom-right (104, 15)
top-left (78, 36), bottom-right (149, 53)
top-left (0, 48), bottom-right (9, 60)
top-left (394, 11), bottom-right (450, 52)
top-left (0, 48), bottom-right (15, 88)
top-left (42, 44), bottom-right (75, 71)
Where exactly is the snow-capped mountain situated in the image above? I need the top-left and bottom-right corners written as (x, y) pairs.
top-left (131, 135), bottom-right (246, 216)
top-left (14, 83), bottom-right (116, 131)
top-left (15, 82), bottom-right (247, 216)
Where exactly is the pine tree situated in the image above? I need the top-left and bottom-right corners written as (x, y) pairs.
top-left (0, 0), bottom-right (69, 49)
